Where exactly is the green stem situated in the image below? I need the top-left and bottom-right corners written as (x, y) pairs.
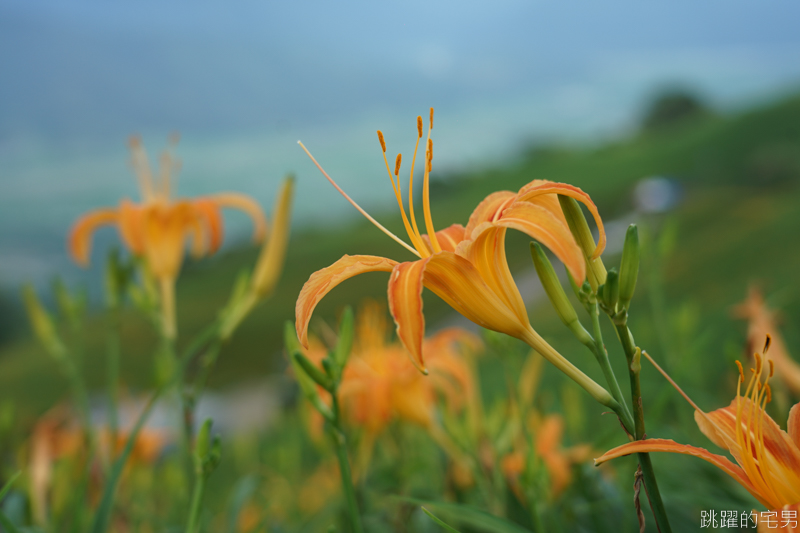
top-left (330, 394), bottom-right (363, 533)
top-left (614, 322), bottom-right (672, 533)
top-left (185, 475), bottom-right (206, 533)
top-left (587, 304), bottom-right (634, 435)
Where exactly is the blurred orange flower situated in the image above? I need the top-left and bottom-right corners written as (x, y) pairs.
top-left (733, 286), bottom-right (800, 395)
top-left (596, 345), bottom-right (800, 525)
top-left (296, 110), bottom-right (611, 407)
top-left (68, 136), bottom-right (266, 338)
top-left (502, 414), bottom-right (592, 499)
top-left (303, 301), bottom-right (480, 436)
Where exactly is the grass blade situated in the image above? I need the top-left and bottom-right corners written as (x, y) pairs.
top-left (396, 497), bottom-right (532, 533)
top-left (422, 507), bottom-right (463, 533)
top-left (0, 471), bottom-right (21, 502)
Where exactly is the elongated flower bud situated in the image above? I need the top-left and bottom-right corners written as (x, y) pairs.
top-left (294, 352), bottom-right (333, 392)
top-left (251, 176), bottom-right (294, 298)
top-left (530, 242), bottom-right (593, 347)
top-left (334, 306), bottom-right (354, 369)
top-left (558, 196), bottom-right (607, 291)
top-left (618, 224), bottom-right (640, 311)
top-left (601, 268), bottom-right (620, 313)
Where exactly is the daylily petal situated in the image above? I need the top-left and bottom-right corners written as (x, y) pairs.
top-left (422, 251), bottom-right (529, 338)
top-left (464, 190), bottom-right (516, 238)
top-left (206, 192), bottom-right (268, 242)
top-left (422, 223), bottom-right (466, 253)
top-left (494, 201), bottom-right (587, 282)
top-left (118, 200), bottom-right (146, 255)
top-left (388, 260), bottom-right (429, 372)
top-left (296, 255), bottom-right (398, 348)
top-left (595, 438), bottom-right (771, 508)
top-left (68, 208), bottom-right (119, 265)
top-left (789, 403), bottom-right (800, 450)
top-left (191, 199), bottom-right (224, 254)
top-left (516, 182), bottom-right (606, 259)
top-left (454, 224), bottom-right (529, 325)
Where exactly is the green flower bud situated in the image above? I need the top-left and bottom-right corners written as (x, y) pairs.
top-left (602, 268), bottom-right (619, 313)
top-left (195, 418), bottom-right (213, 462)
top-left (293, 352), bottom-right (333, 392)
top-left (530, 242), bottom-right (593, 347)
top-left (618, 224), bottom-right (640, 311)
top-left (285, 322), bottom-right (333, 419)
top-left (334, 306), bottom-right (354, 369)
top-left (558, 195), bottom-right (607, 291)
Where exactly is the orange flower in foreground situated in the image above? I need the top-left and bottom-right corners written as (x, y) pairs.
top-left (296, 109), bottom-right (612, 407)
top-left (595, 342), bottom-right (800, 528)
top-left (734, 286), bottom-right (800, 395)
top-left (303, 302), bottom-right (479, 435)
top-left (69, 136), bottom-right (266, 337)
top-left (503, 414), bottom-right (592, 499)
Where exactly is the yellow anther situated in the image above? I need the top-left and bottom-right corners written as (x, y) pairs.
top-left (429, 107), bottom-right (434, 129)
top-left (736, 360), bottom-right (744, 383)
top-left (754, 352), bottom-right (762, 374)
top-left (377, 130), bottom-right (386, 153)
top-left (426, 139), bottom-right (433, 173)
top-left (394, 153), bottom-right (402, 177)
top-left (763, 334), bottom-right (771, 354)
top-left (768, 359), bottom-right (774, 378)
top-left (417, 116), bottom-right (423, 138)
top-left (765, 383), bottom-right (772, 403)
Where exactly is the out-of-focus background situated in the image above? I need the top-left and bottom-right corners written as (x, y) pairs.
top-left (3, 1), bottom-right (800, 530)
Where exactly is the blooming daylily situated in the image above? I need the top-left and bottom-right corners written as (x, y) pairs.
top-left (68, 136), bottom-right (267, 338)
top-left (595, 342), bottom-right (800, 528)
top-left (734, 286), bottom-right (800, 396)
top-left (301, 301), bottom-right (479, 435)
top-left (296, 109), bottom-right (613, 408)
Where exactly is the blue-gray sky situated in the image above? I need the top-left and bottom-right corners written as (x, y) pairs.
top-left (2, 1), bottom-right (800, 286)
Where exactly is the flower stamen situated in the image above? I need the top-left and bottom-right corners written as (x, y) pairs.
top-left (422, 108), bottom-right (441, 253)
top-left (377, 131), bottom-right (429, 256)
top-left (297, 141), bottom-right (421, 258)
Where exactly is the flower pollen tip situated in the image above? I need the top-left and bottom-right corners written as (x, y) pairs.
top-left (766, 383), bottom-right (772, 403)
top-left (429, 107), bottom-right (434, 129)
top-left (763, 334), bottom-right (771, 354)
top-left (377, 130), bottom-right (386, 153)
top-left (736, 360), bottom-right (744, 383)
top-left (394, 153), bottom-right (402, 177)
top-left (768, 359), bottom-right (774, 377)
top-left (417, 116), bottom-right (423, 138)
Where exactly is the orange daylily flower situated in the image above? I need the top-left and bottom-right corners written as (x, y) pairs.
top-left (68, 136), bottom-right (267, 338)
top-left (595, 342), bottom-right (800, 524)
top-left (503, 414), bottom-right (593, 499)
top-left (296, 109), bottom-right (613, 407)
top-left (302, 301), bottom-right (479, 436)
top-left (734, 286), bottom-right (800, 395)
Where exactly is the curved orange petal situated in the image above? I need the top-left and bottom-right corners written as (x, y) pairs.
top-left (494, 201), bottom-right (587, 282)
top-left (421, 224), bottom-right (466, 253)
top-left (388, 260), bottom-right (429, 372)
top-left (464, 190), bottom-right (516, 239)
top-left (68, 208), bottom-right (119, 265)
top-left (191, 199), bottom-right (224, 255)
top-left (516, 182), bottom-right (606, 259)
top-left (789, 403), bottom-right (800, 450)
top-left (296, 255), bottom-right (398, 348)
top-left (595, 438), bottom-right (771, 508)
top-left (118, 200), bottom-right (146, 255)
top-left (454, 225), bottom-right (529, 325)
top-left (206, 192), bottom-right (267, 242)
top-left (422, 252), bottom-right (528, 339)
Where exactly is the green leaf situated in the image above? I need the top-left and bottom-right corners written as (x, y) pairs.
top-left (395, 497), bottom-right (532, 533)
top-left (421, 507), bottom-right (463, 533)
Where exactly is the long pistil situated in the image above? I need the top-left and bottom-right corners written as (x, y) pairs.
top-left (298, 141), bottom-right (421, 258)
top-left (422, 108), bottom-right (442, 253)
